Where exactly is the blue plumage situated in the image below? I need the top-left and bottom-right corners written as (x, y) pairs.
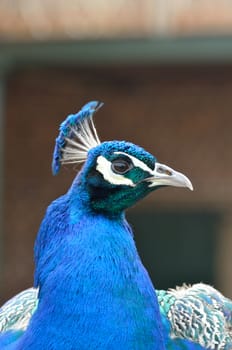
top-left (1, 283), bottom-right (232, 349)
top-left (27, 204), bottom-right (162, 348)
top-left (0, 101), bottom-right (193, 349)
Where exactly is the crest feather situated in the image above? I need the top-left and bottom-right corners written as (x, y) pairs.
top-left (52, 101), bottom-right (103, 175)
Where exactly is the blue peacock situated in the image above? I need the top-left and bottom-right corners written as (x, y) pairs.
top-left (0, 101), bottom-right (230, 349)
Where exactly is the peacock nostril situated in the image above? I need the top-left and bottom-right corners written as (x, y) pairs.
top-left (157, 166), bottom-right (172, 176)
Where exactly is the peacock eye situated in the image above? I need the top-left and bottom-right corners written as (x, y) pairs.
top-left (111, 158), bottom-right (133, 175)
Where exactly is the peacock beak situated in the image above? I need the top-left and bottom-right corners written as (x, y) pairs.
top-left (147, 162), bottom-right (193, 191)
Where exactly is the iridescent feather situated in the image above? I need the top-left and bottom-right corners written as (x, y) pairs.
top-left (157, 283), bottom-right (232, 349)
top-left (0, 289), bottom-right (38, 333)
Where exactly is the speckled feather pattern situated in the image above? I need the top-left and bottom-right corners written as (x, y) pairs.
top-left (157, 283), bottom-right (232, 349)
top-left (0, 289), bottom-right (38, 332)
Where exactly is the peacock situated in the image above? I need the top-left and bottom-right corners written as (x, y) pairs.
top-left (1, 283), bottom-right (232, 349)
top-left (0, 100), bottom-right (201, 349)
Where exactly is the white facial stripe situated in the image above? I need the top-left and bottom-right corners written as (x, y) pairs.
top-left (113, 152), bottom-right (153, 175)
top-left (96, 156), bottom-right (135, 187)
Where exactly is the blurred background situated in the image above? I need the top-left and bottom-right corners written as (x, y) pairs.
top-left (1, 0), bottom-right (232, 304)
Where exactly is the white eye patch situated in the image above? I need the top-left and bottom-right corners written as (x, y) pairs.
top-left (96, 156), bottom-right (135, 186)
top-left (96, 152), bottom-right (153, 187)
top-left (114, 152), bottom-right (154, 175)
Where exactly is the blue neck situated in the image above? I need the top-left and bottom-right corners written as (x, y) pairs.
top-left (18, 187), bottom-right (165, 349)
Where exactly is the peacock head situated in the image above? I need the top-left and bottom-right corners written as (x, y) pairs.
top-left (52, 101), bottom-right (193, 215)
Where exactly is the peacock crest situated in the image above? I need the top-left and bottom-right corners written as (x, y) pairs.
top-left (52, 101), bottom-right (103, 175)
